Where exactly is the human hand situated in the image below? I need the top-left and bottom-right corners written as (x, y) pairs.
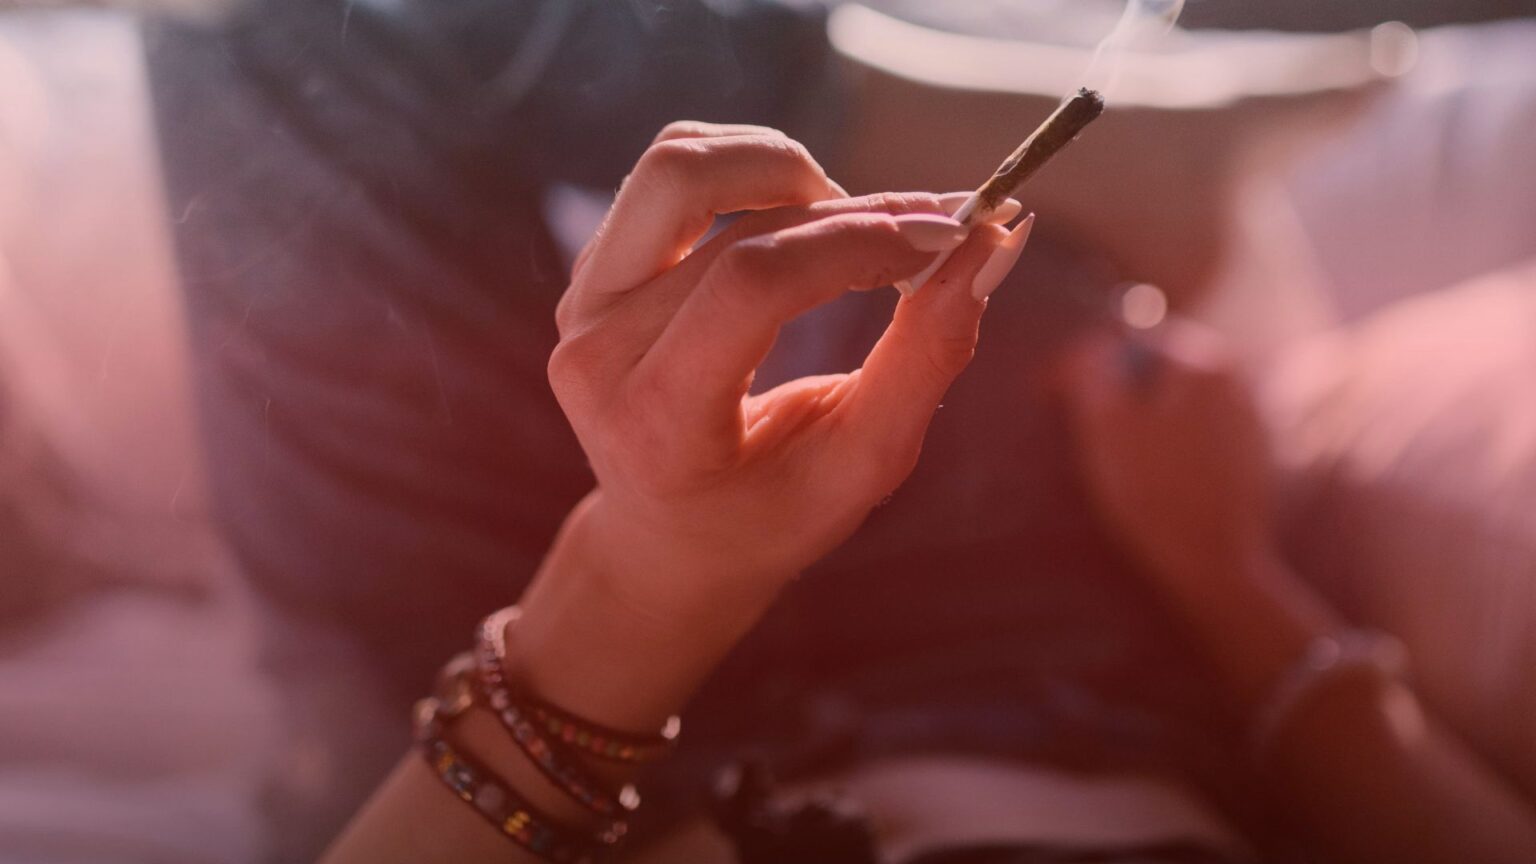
top-left (549, 122), bottom-right (1023, 624)
top-left (1058, 321), bottom-right (1275, 590)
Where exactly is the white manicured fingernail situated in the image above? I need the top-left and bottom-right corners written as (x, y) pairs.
top-left (894, 213), bottom-right (968, 252)
top-left (988, 198), bottom-right (1024, 224)
top-left (938, 191), bottom-right (972, 216)
top-left (939, 192), bottom-right (1023, 225)
top-left (972, 214), bottom-right (1034, 300)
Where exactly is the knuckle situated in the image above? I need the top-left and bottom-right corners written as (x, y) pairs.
top-left (740, 124), bottom-right (789, 140)
top-left (729, 133), bottom-right (819, 178)
top-left (890, 326), bottom-right (976, 386)
top-left (547, 331), bottom-right (604, 388)
top-left (858, 191), bottom-right (903, 213)
top-left (634, 134), bottom-right (826, 204)
top-left (768, 134), bottom-right (815, 164)
top-left (633, 138), bottom-right (708, 191)
top-left (859, 190), bottom-right (940, 216)
top-left (653, 120), bottom-right (707, 143)
top-left (925, 332), bottom-right (978, 379)
top-left (765, 136), bottom-right (822, 180)
top-left (653, 121), bottom-right (788, 144)
top-left (553, 291), bottom-right (581, 338)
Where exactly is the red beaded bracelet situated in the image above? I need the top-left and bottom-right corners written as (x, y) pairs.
top-left (413, 665), bottom-right (622, 863)
top-left (481, 606), bottom-right (682, 765)
top-left (474, 612), bottom-right (642, 818)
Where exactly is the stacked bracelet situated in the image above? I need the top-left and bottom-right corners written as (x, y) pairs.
top-left (479, 607), bottom-right (681, 766)
top-left (474, 609), bottom-right (643, 818)
top-left (414, 606), bottom-right (685, 862)
top-left (413, 667), bottom-right (619, 863)
top-left (527, 698), bottom-right (682, 766)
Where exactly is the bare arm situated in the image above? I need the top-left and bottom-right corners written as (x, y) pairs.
top-left (319, 500), bottom-right (764, 864)
top-left (1059, 323), bottom-right (1536, 863)
top-left (321, 123), bottom-right (1020, 864)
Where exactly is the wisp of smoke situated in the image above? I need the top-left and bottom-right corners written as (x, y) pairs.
top-left (1083, 0), bottom-right (1185, 97)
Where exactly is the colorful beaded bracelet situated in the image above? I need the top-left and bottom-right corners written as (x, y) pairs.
top-left (482, 606), bottom-right (681, 766)
top-left (412, 680), bottom-right (621, 863)
top-left (474, 613), bottom-right (641, 818)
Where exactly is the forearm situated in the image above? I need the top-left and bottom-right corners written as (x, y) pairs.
top-left (1155, 552), bottom-right (1536, 863)
top-left (322, 493), bottom-right (788, 864)
top-left (1150, 551), bottom-right (1336, 711)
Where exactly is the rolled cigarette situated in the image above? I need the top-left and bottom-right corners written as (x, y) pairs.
top-left (899, 88), bottom-right (1105, 295)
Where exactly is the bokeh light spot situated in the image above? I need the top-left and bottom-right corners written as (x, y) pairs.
top-left (1370, 21), bottom-right (1419, 78)
top-left (1120, 282), bottom-right (1168, 330)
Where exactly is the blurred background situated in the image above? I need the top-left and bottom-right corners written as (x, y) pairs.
top-left (1, 1), bottom-right (1534, 861)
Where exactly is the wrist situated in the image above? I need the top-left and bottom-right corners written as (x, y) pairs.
top-left (508, 492), bottom-right (788, 734)
top-left (573, 491), bottom-right (795, 628)
top-left (1147, 546), bottom-right (1339, 710)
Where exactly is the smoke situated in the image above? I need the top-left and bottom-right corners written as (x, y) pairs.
top-left (1083, 0), bottom-right (1186, 96)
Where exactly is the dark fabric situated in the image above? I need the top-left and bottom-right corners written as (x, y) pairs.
top-left (145, 0), bottom-right (841, 856)
top-left (145, 1), bottom-right (1257, 858)
top-left (147, 0), bottom-right (836, 711)
top-left (148, 0), bottom-right (572, 708)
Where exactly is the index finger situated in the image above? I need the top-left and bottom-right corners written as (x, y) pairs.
top-left (632, 212), bottom-right (965, 428)
top-left (569, 122), bottom-right (809, 280)
top-left (570, 135), bottom-right (843, 321)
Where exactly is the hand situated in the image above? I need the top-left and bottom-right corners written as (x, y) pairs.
top-left (1058, 320), bottom-right (1274, 589)
top-left (549, 122), bottom-right (1013, 623)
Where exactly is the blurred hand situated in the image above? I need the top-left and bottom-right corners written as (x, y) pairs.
top-left (549, 122), bottom-right (1012, 623)
top-left (1058, 321), bottom-right (1274, 589)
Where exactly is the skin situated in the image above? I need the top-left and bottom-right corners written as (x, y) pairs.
top-left (322, 122), bottom-right (1010, 863)
top-left (321, 127), bottom-right (1536, 863)
top-left (1057, 323), bottom-right (1536, 863)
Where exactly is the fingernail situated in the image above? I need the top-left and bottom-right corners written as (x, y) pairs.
top-left (972, 213), bottom-right (1035, 300)
top-left (939, 192), bottom-right (1023, 225)
top-left (938, 192), bottom-right (972, 216)
top-left (894, 213), bottom-right (969, 252)
top-left (989, 198), bottom-right (1025, 224)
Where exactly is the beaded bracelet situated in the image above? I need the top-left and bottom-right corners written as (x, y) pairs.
top-left (474, 611), bottom-right (641, 818)
top-left (412, 667), bottom-right (621, 863)
top-left (528, 700), bottom-right (683, 766)
top-left (481, 606), bottom-right (682, 765)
